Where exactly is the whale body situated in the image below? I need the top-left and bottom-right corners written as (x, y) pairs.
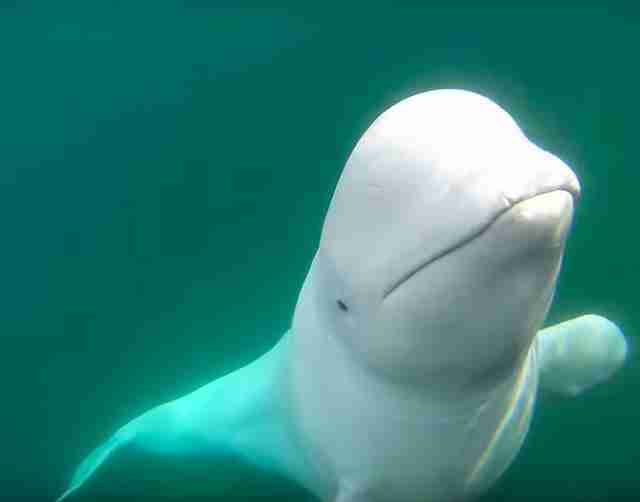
top-left (58, 89), bottom-right (628, 502)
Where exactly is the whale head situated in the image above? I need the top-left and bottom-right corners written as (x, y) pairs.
top-left (299, 89), bottom-right (580, 394)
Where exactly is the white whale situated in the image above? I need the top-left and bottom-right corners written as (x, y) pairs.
top-left (57, 89), bottom-right (627, 502)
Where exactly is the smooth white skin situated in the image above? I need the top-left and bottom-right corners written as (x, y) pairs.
top-left (537, 314), bottom-right (628, 396)
top-left (288, 90), bottom-right (580, 501)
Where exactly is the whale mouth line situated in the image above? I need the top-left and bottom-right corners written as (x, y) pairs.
top-left (382, 187), bottom-right (577, 301)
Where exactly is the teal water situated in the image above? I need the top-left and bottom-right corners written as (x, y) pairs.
top-left (1, 5), bottom-right (638, 501)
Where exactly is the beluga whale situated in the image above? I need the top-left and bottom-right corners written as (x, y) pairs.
top-left (58, 89), bottom-right (628, 502)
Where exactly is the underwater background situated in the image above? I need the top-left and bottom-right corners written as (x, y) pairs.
top-left (1, 5), bottom-right (638, 501)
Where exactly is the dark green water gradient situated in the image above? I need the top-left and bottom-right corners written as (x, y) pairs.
top-left (0, 5), bottom-right (638, 501)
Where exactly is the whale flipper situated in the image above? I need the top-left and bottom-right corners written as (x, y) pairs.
top-left (57, 383), bottom-right (242, 501)
top-left (57, 335), bottom-right (307, 501)
top-left (56, 426), bottom-right (135, 501)
top-left (536, 315), bottom-right (628, 396)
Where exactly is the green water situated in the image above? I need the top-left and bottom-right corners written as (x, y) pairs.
top-left (2, 5), bottom-right (637, 501)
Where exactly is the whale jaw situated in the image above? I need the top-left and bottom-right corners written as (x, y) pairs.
top-left (384, 188), bottom-right (576, 301)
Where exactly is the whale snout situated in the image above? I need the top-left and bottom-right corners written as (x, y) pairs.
top-left (382, 186), bottom-right (576, 301)
top-left (494, 147), bottom-right (580, 253)
top-left (502, 190), bottom-right (575, 250)
top-left (499, 144), bottom-right (581, 209)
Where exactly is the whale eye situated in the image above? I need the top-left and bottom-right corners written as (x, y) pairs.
top-left (337, 299), bottom-right (349, 312)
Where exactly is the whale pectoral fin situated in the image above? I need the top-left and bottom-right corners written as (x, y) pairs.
top-left (56, 384), bottom-right (244, 501)
top-left (536, 314), bottom-right (628, 397)
top-left (57, 427), bottom-right (134, 501)
top-left (57, 336), bottom-right (306, 500)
